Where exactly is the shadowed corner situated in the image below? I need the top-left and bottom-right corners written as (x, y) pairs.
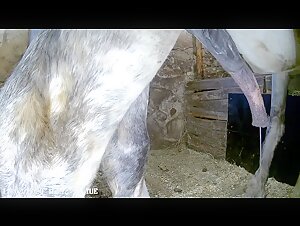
top-left (291, 173), bottom-right (300, 197)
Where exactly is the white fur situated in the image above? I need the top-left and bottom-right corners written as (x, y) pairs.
top-left (227, 29), bottom-right (296, 74)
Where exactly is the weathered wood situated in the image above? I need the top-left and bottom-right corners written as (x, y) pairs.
top-left (185, 87), bottom-right (240, 101)
top-left (187, 133), bottom-right (226, 159)
top-left (186, 98), bottom-right (228, 112)
top-left (194, 37), bottom-right (203, 78)
top-left (186, 114), bottom-right (227, 159)
top-left (184, 73), bottom-right (272, 159)
top-left (186, 90), bottom-right (225, 102)
top-left (186, 125), bottom-right (227, 149)
top-left (186, 116), bottom-right (227, 132)
top-left (186, 74), bottom-right (267, 92)
top-left (187, 106), bottom-right (228, 121)
top-left (186, 86), bottom-right (267, 104)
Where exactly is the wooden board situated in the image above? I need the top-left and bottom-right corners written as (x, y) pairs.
top-left (186, 126), bottom-right (226, 149)
top-left (185, 74), bottom-right (272, 159)
top-left (187, 98), bottom-right (228, 111)
top-left (187, 106), bottom-right (228, 121)
top-left (186, 74), bottom-right (272, 93)
top-left (186, 116), bottom-right (227, 132)
top-left (186, 87), bottom-right (247, 101)
top-left (187, 133), bottom-right (226, 159)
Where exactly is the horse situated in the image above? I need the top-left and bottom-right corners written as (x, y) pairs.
top-left (0, 29), bottom-right (270, 197)
top-left (225, 29), bottom-right (299, 197)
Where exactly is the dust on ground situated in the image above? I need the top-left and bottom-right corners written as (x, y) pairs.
top-left (87, 147), bottom-right (294, 198)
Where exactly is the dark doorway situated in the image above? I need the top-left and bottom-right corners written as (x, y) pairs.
top-left (226, 93), bottom-right (300, 186)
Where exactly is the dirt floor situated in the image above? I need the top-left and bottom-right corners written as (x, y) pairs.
top-left (87, 146), bottom-right (294, 198)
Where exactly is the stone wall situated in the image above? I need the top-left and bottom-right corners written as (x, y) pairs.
top-left (202, 47), bottom-right (230, 79)
top-left (147, 31), bottom-right (195, 149)
top-left (147, 31), bottom-right (230, 149)
top-left (0, 30), bottom-right (28, 83)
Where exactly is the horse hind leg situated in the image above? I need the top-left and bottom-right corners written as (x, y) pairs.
top-left (30, 29), bottom-right (150, 197)
top-left (101, 85), bottom-right (151, 198)
top-left (246, 72), bottom-right (289, 197)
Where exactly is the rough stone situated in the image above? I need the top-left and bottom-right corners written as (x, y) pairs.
top-left (147, 30), bottom-right (195, 149)
top-left (0, 30), bottom-right (29, 82)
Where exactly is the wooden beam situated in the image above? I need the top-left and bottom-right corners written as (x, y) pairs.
top-left (193, 37), bottom-right (204, 78)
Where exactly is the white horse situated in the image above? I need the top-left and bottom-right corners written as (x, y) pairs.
top-left (0, 29), bottom-right (272, 197)
top-left (226, 29), bottom-right (299, 197)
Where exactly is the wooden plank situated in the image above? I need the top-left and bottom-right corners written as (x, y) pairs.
top-left (194, 37), bottom-right (204, 78)
top-left (186, 123), bottom-right (227, 149)
top-left (186, 88), bottom-right (232, 102)
top-left (187, 98), bottom-right (228, 112)
top-left (187, 106), bottom-right (228, 121)
top-left (186, 74), bottom-right (266, 92)
top-left (185, 85), bottom-right (266, 102)
top-left (186, 116), bottom-right (227, 132)
top-left (187, 133), bottom-right (226, 159)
